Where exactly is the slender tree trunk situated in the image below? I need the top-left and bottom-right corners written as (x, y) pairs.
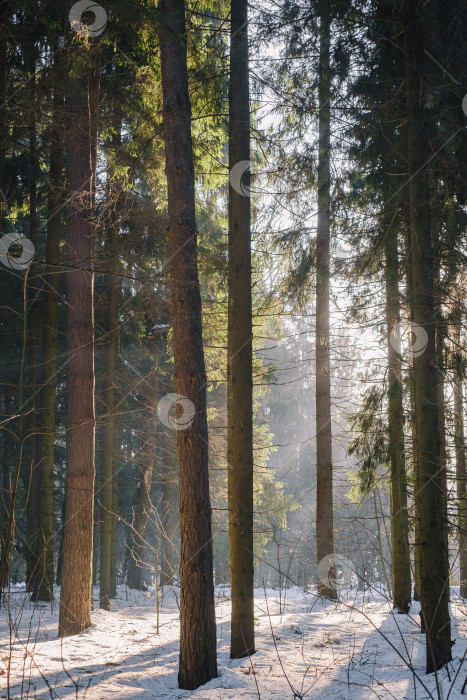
top-left (400, 121), bottom-right (420, 604)
top-left (403, 0), bottom-right (451, 671)
top-left (0, 1), bottom-right (7, 227)
top-left (110, 430), bottom-right (118, 597)
top-left (99, 177), bottom-right (119, 609)
top-left (0, 4), bottom-right (8, 588)
top-left (315, 12), bottom-right (336, 601)
top-left (380, 54), bottom-right (411, 608)
top-left (383, 198), bottom-right (411, 612)
top-left (159, 0), bottom-right (217, 687)
top-left (433, 226), bottom-right (450, 607)
top-left (58, 31), bottom-right (99, 637)
top-left (0, 392), bottom-right (11, 582)
top-left (33, 66), bottom-right (63, 602)
top-left (227, 0), bottom-right (255, 657)
top-left (453, 322), bottom-right (467, 596)
top-left (24, 41), bottom-right (39, 593)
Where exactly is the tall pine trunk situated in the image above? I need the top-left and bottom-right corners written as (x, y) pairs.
top-left (403, 0), bottom-right (451, 671)
top-left (110, 434), bottom-right (118, 597)
top-left (453, 321), bottom-right (467, 596)
top-left (227, 0), bottom-right (255, 657)
top-left (383, 200), bottom-right (411, 612)
top-left (25, 47), bottom-right (39, 593)
top-left (159, 0), bottom-right (217, 687)
top-left (33, 67), bottom-right (63, 601)
top-left (58, 30), bottom-right (99, 636)
top-left (0, 392), bottom-right (12, 583)
top-left (99, 173), bottom-right (119, 609)
top-left (315, 12), bottom-right (336, 601)
top-left (400, 121), bottom-right (421, 604)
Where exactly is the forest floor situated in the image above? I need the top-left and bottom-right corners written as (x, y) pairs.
top-left (1, 583), bottom-right (466, 699)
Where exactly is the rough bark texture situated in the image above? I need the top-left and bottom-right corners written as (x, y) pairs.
top-left (453, 322), bottom-right (467, 597)
top-left (58, 30), bottom-right (99, 636)
top-left (25, 44), bottom-right (40, 594)
top-left (159, 0), bottom-right (217, 688)
top-left (400, 121), bottom-right (421, 604)
top-left (227, 0), bottom-right (255, 658)
top-left (315, 13), bottom-right (336, 601)
top-left (33, 73), bottom-right (63, 602)
top-left (0, 3), bottom-right (9, 589)
top-left (100, 181), bottom-right (119, 609)
top-left (0, 1), bottom-right (7, 222)
top-left (0, 393), bottom-right (11, 583)
top-left (383, 200), bottom-right (411, 613)
top-left (403, 0), bottom-right (452, 671)
top-left (110, 432), bottom-right (118, 598)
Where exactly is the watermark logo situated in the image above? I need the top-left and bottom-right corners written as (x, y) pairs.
top-left (462, 93), bottom-right (467, 117)
top-left (0, 233), bottom-right (35, 270)
top-left (69, 1), bottom-right (108, 38)
top-left (317, 553), bottom-right (355, 592)
top-left (157, 393), bottom-right (196, 431)
top-left (229, 160), bottom-right (251, 197)
top-left (389, 321), bottom-right (428, 359)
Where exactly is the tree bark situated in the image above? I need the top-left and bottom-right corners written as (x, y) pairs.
top-left (24, 42), bottom-right (40, 594)
top-left (58, 26), bottom-right (99, 636)
top-left (315, 12), bottom-right (336, 601)
top-left (0, 392), bottom-right (12, 583)
top-left (453, 322), bottom-right (467, 596)
top-left (110, 430), bottom-right (118, 597)
top-left (159, 0), bottom-right (217, 688)
top-left (99, 165), bottom-right (119, 609)
top-left (33, 63), bottom-right (63, 602)
top-left (383, 198), bottom-right (411, 613)
top-left (400, 120), bottom-right (421, 604)
top-left (403, 0), bottom-right (452, 671)
top-left (227, 0), bottom-right (255, 658)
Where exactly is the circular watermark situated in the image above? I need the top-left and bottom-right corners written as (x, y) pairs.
top-left (317, 553), bottom-right (355, 592)
top-left (0, 233), bottom-right (35, 270)
top-left (462, 93), bottom-right (467, 117)
top-left (389, 321), bottom-right (428, 359)
top-left (69, 1), bottom-right (108, 37)
top-left (157, 393), bottom-right (196, 431)
top-left (229, 160), bottom-right (251, 198)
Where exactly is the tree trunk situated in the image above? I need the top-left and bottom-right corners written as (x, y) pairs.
top-left (99, 176), bottom-right (119, 609)
top-left (403, 0), bottom-right (451, 671)
top-left (315, 12), bottom-right (336, 601)
top-left (33, 64), bottom-right (63, 602)
top-left (0, 1), bottom-right (7, 227)
top-left (58, 29), bottom-right (99, 637)
top-left (24, 42), bottom-right (40, 594)
top-left (453, 322), bottom-right (467, 596)
top-left (0, 4), bottom-right (9, 590)
top-left (227, 0), bottom-right (255, 658)
top-left (383, 201), bottom-right (411, 612)
top-left (400, 121), bottom-right (420, 604)
top-left (0, 392), bottom-right (12, 583)
top-left (433, 226), bottom-right (450, 607)
top-left (110, 431), bottom-right (118, 597)
top-left (159, 0), bottom-right (217, 688)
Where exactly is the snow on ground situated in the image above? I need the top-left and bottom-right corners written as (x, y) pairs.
top-left (1, 583), bottom-right (466, 699)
